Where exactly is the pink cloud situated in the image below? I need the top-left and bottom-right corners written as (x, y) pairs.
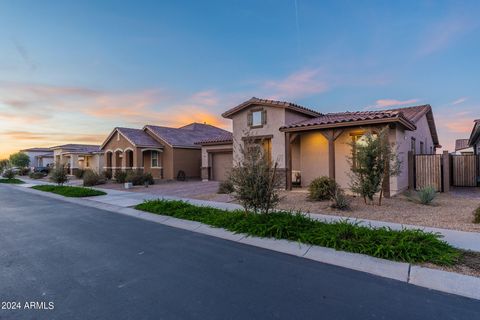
top-left (263, 68), bottom-right (329, 100)
top-left (367, 98), bottom-right (420, 109)
top-left (452, 97), bottom-right (468, 105)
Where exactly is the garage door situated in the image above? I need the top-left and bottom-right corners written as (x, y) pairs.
top-left (212, 152), bottom-right (233, 181)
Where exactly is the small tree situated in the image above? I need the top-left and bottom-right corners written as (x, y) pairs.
top-left (229, 137), bottom-right (281, 214)
top-left (348, 127), bottom-right (400, 205)
top-left (50, 163), bottom-right (69, 186)
top-left (9, 152), bottom-right (30, 168)
top-left (0, 159), bottom-right (9, 173)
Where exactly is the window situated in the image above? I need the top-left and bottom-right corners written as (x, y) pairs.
top-left (420, 141), bottom-right (424, 154)
top-left (85, 157), bottom-right (90, 168)
top-left (411, 138), bottom-right (416, 154)
top-left (117, 132), bottom-right (120, 141)
top-left (351, 132), bottom-right (377, 168)
top-left (151, 151), bottom-right (159, 167)
top-left (248, 109), bottom-right (266, 127)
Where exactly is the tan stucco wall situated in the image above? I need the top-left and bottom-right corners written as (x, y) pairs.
top-left (173, 148), bottom-right (201, 179)
top-left (391, 115), bottom-right (435, 194)
top-left (143, 150), bottom-right (163, 179)
top-left (231, 106), bottom-right (311, 169)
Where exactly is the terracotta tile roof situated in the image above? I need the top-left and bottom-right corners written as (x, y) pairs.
top-left (281, 105), bottom-right (432, 130)
top-left (455, 139), bottom-right (471, 151)
top-left (20, 147), bottom-right (53, 153)
top-left (51, 144), bottom-right (101, 153)
top-left (222, 97), bottom-right (322, 118)
top-left (116, 127), bottom-right (161, 148)
top-left (195, 132), bottom-right (233, 145)
top-left (145, 123), bottom-right (230, 148)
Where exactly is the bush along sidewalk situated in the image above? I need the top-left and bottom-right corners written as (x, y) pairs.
top-left (0, 178), bottom-right (25, 184)
top-left (31, 185), bottom-right (106, 197)
top-left (135, 200), bottom-right (460, 266)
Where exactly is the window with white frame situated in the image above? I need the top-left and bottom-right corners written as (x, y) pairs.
top-left (151, 151), bottom-right (159, 167)
top-left (248, 109), bottom-right (266, 127)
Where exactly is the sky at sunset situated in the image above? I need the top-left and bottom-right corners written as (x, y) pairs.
top-left (1, 0), bottom-right (479, 158)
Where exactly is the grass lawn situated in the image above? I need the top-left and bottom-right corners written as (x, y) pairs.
top-left (32, 185), bottom-right (107, 197)
top-left (0, 178), bottom-right (25, 184)
top-left (136, 200), bottom-right (461, 266)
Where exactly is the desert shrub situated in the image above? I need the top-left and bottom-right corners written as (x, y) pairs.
top-left (0, 159), bottom-right (9, 172)
top-left (83, 170), bottom-right (105, 187)
top-left (418, 186), bottom-right (436, 205)
top-left (229, 137), bottom-right (281, 214)
top-left (29, 172), bottom-right (46, 179)
top-left (125, 170), bottom-right (154, 186)
top-left (331, 188), bottom-right (351, 210)
top-left (473, 206), bottom-right (480, 224)
top-left (308, 176), bottom-right (338, 201)
top-left (74, 169), bottom-right (85, 179)
top-left (49, 163), bottom-right (69, 186)
top-left (102, 170), bottom-right (112, 180)
top-left (18, 167), bottom-right (30, 176)
top-left (114, 170), bottom-right (128, 183)
top-left (217, 180), bottom-right (234, 194)
top-left (2, 168), bottom-right (15, 180)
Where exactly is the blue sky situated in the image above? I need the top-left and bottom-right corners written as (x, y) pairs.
top-left (1, 0), bottom-right (479, 156)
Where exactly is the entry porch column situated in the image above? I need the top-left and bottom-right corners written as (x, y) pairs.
top-left (320, 129), bottom-right (344, 181)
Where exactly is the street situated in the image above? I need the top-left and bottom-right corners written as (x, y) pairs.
top-left (0, 185), bottom-right (479, 319)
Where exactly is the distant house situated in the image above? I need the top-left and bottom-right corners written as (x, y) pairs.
top-left (468, 119), bottom-right (480, 155)
top-left (453, 139), bottom-right (474, 155)
top-left (51, 144), bottom-right (103, 175)
top-left (100, 123), bottom-right (230, 180)
top-left (20, 147), bottom-right (54, 168)
top-left (197, 97), bottom-right (441, 196)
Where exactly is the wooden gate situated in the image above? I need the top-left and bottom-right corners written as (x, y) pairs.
top-left (452, 155), bottom-right (478, 187)
top-left (415, 154), bottom-right (442, 191)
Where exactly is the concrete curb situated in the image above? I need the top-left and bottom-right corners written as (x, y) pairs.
top-left (6, 184), bottom-right (480, 301)
top-left (409, 266), bottom-right (480, 300)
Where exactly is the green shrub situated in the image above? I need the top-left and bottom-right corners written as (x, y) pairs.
top-left (473, 206), bottom-right (480, 224)
top-left (32, 185), bottom-right (106, 197)
top-left (308, 176), bottom-right (338, 201)
top-left (114, 170), bottom-right (128, 183)
top-left (2, 168), bottom-right (15, 180)
top-left (135, 200), bottom-right (460, 265)
top-left (0, 178), bottom-right (24, 184)
top-left (418, 186), bottom-right (436, 205)
top-left (331, 188), bottom-right (351, 210)
top-left (125, 170), bottom-right (154, 186)
top-left (217, 180), bottom-right (234, 194)
top-left (74, 169), bottom-right (85, 179)
top-left (29, 172), bottom-right (46, 179)
top-left (9, 152), bottom-right (30, 168)
top-left (83, 170), bottom-right (105, 187)
top-left (49, 164), bottom-right (69, 186)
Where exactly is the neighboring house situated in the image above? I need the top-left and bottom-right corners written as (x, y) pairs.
top-left (51, 144), bottom-right (103, 175)
top-left (197, 97), bottom-right (441, 196)
top-left (100, 123), bottom-right (230, 180)
top-left (20, 147), bottom-right (54, 168)
top-left (468, 119), bottom-right (480, 155)
top-left (453, 139), bottom-right (474, 155)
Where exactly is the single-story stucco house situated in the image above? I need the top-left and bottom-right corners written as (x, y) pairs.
top-left (100, 123), bottom-right (230, 180)
top-left (20, 147), bottom-right (54, 168)
top-left (468, 119), bottom-right (480, 155)
top-left (197, 97), bottom-right (440, 196)
top-left (51, 144), bottom-right (104, 175)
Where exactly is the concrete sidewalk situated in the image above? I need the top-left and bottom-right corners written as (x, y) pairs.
top-left (17, 177), bottom-right (480, 252)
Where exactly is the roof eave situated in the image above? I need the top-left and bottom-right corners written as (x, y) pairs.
top-left (280, 117), bottom-right (416, 133)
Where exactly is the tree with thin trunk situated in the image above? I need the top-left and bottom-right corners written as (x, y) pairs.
top-left (229, 134), bottom-right (281, 214)
top-left (348, 127), bottom-right (401, 205)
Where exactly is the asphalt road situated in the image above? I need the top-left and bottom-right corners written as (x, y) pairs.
top-left (0, 185), bottom-right (479, 320)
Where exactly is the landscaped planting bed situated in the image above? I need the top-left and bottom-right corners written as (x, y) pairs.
top-left (0, 178), bottom-right (25, 184)
top-left (135, 199), bottom-right (461, 266)
top-left (32, 185), bottom-right (106, 197)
